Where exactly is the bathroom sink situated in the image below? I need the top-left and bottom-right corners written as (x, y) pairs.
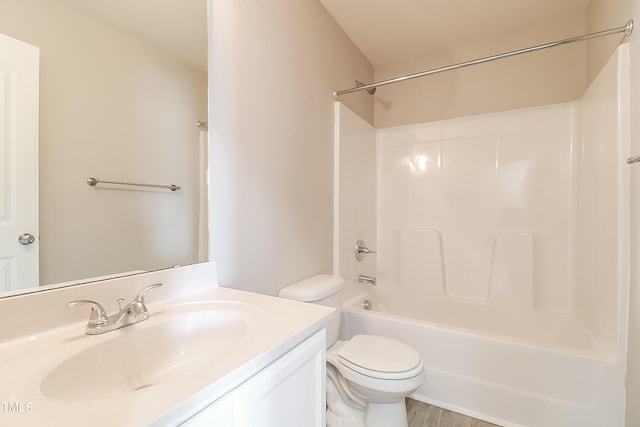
top-left (40, 303), bottom-right (259, 401)
top-left (0, 283), bottom-right (335, 426)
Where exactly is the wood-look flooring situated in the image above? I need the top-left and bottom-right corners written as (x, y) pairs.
top-left (406, 399), bottom-right (501, 427)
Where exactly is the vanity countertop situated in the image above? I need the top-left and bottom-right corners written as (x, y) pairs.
top-left (0, 285), bottom-right (334, 426)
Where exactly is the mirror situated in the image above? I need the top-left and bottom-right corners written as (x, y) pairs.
top-left (0, 0), bottom-right (208, 297)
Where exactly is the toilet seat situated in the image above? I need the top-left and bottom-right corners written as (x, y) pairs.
top-left (337, 335), bottom-right (423, 380)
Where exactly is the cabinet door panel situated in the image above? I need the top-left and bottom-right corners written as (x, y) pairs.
top-left (183, 393), bottom-right (233, 426)
top-left (237, 330), bottom-right (326, 427)
top-left (183, 330), bottom-right (326, 427)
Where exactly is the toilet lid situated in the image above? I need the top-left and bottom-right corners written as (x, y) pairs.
top-left (337, 335), bottom-right (423, 380)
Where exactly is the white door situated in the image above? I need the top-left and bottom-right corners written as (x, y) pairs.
top-left (0, 33), bottom-right (39, 292)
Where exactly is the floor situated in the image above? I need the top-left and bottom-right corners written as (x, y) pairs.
top-left (406, 399), bottom-right (501, 427)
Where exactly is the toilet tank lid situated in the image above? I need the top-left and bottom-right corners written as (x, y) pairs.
top-left (279, 274), bottom-right (344, 302)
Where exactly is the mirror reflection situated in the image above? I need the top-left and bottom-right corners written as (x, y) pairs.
top-left (0, 0), bottom-right (208, 297)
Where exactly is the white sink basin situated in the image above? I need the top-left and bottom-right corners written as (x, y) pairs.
top-left (39, 302), bottom-right (261, 401)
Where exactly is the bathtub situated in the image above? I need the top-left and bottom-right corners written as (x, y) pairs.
top-left (339, 286), bottom-right (626, 427)
top-left (333, 43), bottom-right (630, 426)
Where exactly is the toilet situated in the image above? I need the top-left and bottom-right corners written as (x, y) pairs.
top-left (279, 275), bottom-right (424, 427)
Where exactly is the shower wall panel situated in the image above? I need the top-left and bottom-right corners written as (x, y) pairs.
top-left (334, 104), bottom-right (377, 282)
top-left (377, 104), bottom-right (576, 313)
top-left (336, 45), bottom-right (628, 357)
top-left (575, 44), bottom-right (629, 355)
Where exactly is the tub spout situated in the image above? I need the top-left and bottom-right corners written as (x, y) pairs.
top-left (358, 275), bottom-right (377, 286)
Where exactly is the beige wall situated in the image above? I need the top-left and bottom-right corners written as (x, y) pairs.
top-left (587, 0), bottom-right (632, 83)
top-left (0, 0), bottom-right (207, 284)
top-left (372, 12), bottom-right (587, 127)
top-left (206, 0), bottom-right (640, 423)
top-left (369, 4), bottom-right (635, 129)
top-left (209, 0), bottom-right (373, 296)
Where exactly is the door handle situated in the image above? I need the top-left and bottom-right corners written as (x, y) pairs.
top-left (18, 233), bottom-right (35, 245)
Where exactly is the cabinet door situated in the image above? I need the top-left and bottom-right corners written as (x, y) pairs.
top-left (236, 330), bottom-right (326, 427)
top-left (184, 393), bottom-right (233, 427)
top-left (184, 329), bottom-right (326, 427)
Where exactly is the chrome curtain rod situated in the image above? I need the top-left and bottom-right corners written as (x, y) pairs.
top-left (87, 177), bottom-right (181, 192)
top-left (333, 20), bottom-right (634, 97)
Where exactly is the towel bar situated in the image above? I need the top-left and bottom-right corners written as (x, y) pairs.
top-left (86, 177), bottom-right (181, 191)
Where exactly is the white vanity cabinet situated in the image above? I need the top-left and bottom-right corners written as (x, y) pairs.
top-left (184, 330), bottom-right (326, 427)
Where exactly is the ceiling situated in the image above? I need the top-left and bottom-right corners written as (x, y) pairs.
top-left (56, 0), bottom-right (208, 72)
top-left (54, 0), bottom-right (593, 74)
top-left (319, 0), bottom-right (592, 68)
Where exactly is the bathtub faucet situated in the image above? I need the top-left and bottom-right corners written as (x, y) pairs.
top-left (355, 239), bottom-right (377, 261)
top-left (358, 275), bottom-right (377, 286)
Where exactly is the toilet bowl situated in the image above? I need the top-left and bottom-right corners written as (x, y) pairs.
top-left (279, 275), bottom-right (424, 427)
top-left (327, 336), bottom-right (424, 427)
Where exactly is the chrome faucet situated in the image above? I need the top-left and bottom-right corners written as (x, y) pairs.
top-left (358, 275), bottom-right (377, 286)
top-left (67, 283), bottom-right (163, 335)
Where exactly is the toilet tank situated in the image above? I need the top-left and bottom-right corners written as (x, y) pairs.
top-left (279, 275), bottom-right (343, 347)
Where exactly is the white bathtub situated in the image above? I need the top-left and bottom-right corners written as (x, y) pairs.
top-left (334, 44), bottom-right (630, 426)
top-left (339, 286), bottom-right (625, 427)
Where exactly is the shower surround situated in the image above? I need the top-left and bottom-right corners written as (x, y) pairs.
top-left (334, 44), bottom-right (630, 426)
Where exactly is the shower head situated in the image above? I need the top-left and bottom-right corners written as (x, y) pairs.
top-left (355, 80), bottom-right (376, 95)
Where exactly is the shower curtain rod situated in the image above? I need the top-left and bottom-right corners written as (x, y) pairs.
top-left (333, 20), bottom-right (634, 97)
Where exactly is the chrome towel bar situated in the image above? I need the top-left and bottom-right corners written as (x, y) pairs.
top-left (87, 177), bottom-right (181, 191)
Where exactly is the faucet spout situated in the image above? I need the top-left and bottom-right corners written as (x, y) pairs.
top-left (358, 275), bottom-right (377, 286)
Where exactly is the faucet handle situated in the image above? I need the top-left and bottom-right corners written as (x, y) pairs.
top-left (134, 283), bottom-right (163, 304)
top-left (128, 283), bottom-right (163, 320)
top-left (355, 239), bottom-right (377, 261)
top-left (67, 300), bottom-right (109, 327)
